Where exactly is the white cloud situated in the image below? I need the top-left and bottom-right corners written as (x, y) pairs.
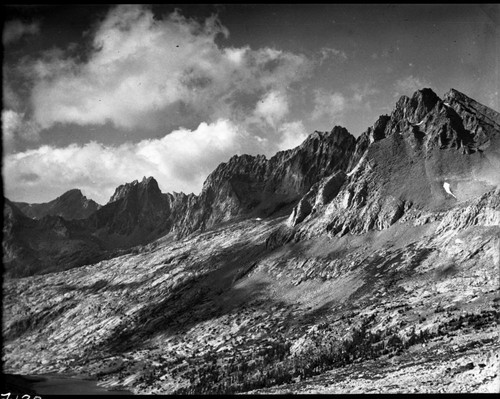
top-left (2, 109), bottom-right (41, 144)
top-left (4, 5), bottom-right (318, 204)
top-left (26, 5), bottom-right (310, 132)
top-left (312, 90), bottom-right (346, 121)
top-left (254, 90), bottom-right (289, 127)
top-left (3, 20), bottom-right (39, 45)
top-left (394, 75), bottom-right (432, 97)
top-left (3, 116), bottom-right (314, 204)
top-left (3, 118), bottom-right (307, 204)
top-left (4, 119), bottom-right (238, 203)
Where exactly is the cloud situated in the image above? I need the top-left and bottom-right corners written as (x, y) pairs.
top-left (3, 20), bottom-right (39, 45)
top-left (24, 5), bottom-right (310, 133)
top-left (253, 90), bottom-right (289, 127)
top-left (3, 118), bottom-right (308, 204)
top-left (394, 75), bottom-right (432, 97)
top-left (2, 110), bottom-right (41, 153)
top-left (4, 5), bottom-right (318, 204)
top-left (312, 90), bottom-right (346, 121)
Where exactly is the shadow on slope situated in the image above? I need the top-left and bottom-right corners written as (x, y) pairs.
top-left (92, 240), bottom-right (280, 354)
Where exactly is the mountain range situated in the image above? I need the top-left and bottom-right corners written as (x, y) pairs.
top-left (4, 88), bottom-right (498, 278)
top-left (3, 87), bottom-right (499, 394)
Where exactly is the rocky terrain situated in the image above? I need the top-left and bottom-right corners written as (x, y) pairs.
top-left (2, 88), bottom-right (499, 394)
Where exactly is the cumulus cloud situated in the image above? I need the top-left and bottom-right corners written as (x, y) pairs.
top-left (4, 5), bottom-right (319, 203)
top-left (3, 20), bottom-right (39, 45)
top-left (25, 5), bottom-right (310, 132)
top-left (394, 75), bottom-right (432, 97)
top-left (3, 119), bottom-right (241, 203)
top-left (253, 90), bottom-right (289, 127)
top-left (3, 118), bottom-right (310, 204)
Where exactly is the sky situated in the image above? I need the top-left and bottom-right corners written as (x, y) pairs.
top-left (2, 4), bottom-right (499, 204)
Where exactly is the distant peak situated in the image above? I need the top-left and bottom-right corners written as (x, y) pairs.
top-left (64, 188), bottom-right (82, 194)
top-left (59, 189), bottom-right (84, 199)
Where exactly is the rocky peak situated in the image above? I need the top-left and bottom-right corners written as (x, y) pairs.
top-left (12, 189), bottom-right (101, 220)
top-left (279, 87), bottom-right (499, 246)
top-left (108, 180), bottom-right (139, 204)
top-left (108, 176), bottom-right (162, 204)
top-left (443, 88), bottom-right (500, 144)
top-left (390, 88), bottom-right (440, 129)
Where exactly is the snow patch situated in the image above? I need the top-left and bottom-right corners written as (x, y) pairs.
top-left (444, 102), bottom-right (451, 107)
top-left (415, 120), bottom-right (424, 126)
top-left (255, 217), bottom-right (262, 221)
top-left (443, 182), bottom-right (457, 199)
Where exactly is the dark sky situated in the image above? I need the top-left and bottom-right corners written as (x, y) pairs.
top-left (3, 4), bottom-right (499, 203)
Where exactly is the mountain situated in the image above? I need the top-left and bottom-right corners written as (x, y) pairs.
top-left (14, 189), bottom-right (101, 220)
top-left (282, 88), bottom-right (500, 238)
top-left (86, 176), bottom-right (178, 248)
top-left (3, 199), bottom-right (106, 278)
top-left (172, 126), bottom-right (356, 236)
top-left (3, 88), bottom-right (499, 394)
top-left (3, 127), bottom-right (356, 277)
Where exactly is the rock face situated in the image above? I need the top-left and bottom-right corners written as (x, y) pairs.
top-left (175, 126), bottom-right (356, 236)
top-left (284, 88), bottom-right (500, 241)
top-left (87, 177), bottom-right (173, 248)
top-left (14, 189), bottom-right (101, 220)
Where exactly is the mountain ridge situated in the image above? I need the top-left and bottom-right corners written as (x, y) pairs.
top-left (13, 188), bottom-right (101, 221)
top-left (4, 87), bottom-right (499, 278)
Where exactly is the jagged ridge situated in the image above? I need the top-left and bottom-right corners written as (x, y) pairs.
top-left (4, 88), bottom-right (499, 277)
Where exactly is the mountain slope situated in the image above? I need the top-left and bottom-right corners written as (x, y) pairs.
top-left (14, 189), bottom-right (101, 220)
top-left (3, 200), bottom-right (106, 278)
top-left (282, 88), bottom-right (500, 240)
